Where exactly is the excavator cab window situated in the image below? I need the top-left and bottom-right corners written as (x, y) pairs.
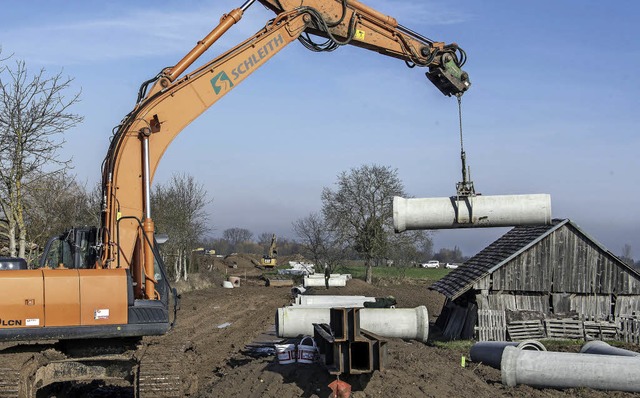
top-left (75, 228), bottom-right (98, 269)
top-left (42, 237), bottom-right (73, 269)
top-left (39, 227), bottom-right (99, 269)
top-left (153, 254), bottom-right (163, 282)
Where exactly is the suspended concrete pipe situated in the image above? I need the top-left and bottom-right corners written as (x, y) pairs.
top-left (501, 346), bottom-right (640, 393)
top-left (276, 306), bottom-right (429, 342)
top-left (580, 340), bottom-right (640, 357)
top-left (393, 194), bottom-right (552, 232)
top-left (469, 340), bottom-right (546, 369)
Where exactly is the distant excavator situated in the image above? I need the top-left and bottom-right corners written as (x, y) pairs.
top-left (259, 234), bottom-right (278, 268)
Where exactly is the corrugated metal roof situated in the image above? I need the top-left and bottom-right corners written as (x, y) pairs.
top-left (430, 218), bottom-right (640, 300)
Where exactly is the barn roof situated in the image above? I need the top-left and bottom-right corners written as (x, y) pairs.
top-left (430, 219), bottom-right (639, 300)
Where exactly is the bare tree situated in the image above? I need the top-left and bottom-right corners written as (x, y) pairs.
top-left (322, 164), bottom-right (423, 283)
top-left (621, 244), bottom-right (634, 267)
top-left (293, 212), bottom-right (341, 272)
top-left (433, 245), bottom-right (466, 264)
top-left (222, 228), bottom-right (253, 252)
top-left (22, 171), bottom-right (98, 264)
top-left (257, 232), bottom-right (273, 247)
top-left (0, 58), bottom-right (83, 257)
top-left (152, 173), bottom-right (211, 281)
top-left (386, 230), bottom-right (432, 267)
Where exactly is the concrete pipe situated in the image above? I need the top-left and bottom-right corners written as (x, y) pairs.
top-left (307, 273), bottom-right (342, 278)
top-left (470, 340), bottom-right (546, 369)
top-left (580, 340), bottom-right (640, 357)
top-left (276, 306), bottom-right (429, 342)
top-left (306, 273), bottom-right (352, 280)
top-left (296, 295), bottom-right (375, 307)
top-left (501, 346), bottom-right (640, 392)
top-left (291, 302), bottom-right (372, 309)
top-left (303, 276), bottom-right (347, 288)
top-left (393, 194), bottom-right (552, 232)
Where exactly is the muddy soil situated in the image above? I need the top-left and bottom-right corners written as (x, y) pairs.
top-left (156, 257), bottom-right (639, 398)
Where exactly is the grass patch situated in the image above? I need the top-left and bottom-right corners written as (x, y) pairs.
top-left (335, 265), bottom-right (451, 281)
top-left (539, 339), bottom-right (583, 351)
top-left (432, 340), bottom-right (474, 351)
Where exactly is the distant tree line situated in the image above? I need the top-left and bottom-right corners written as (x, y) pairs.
top-left (431, 246), bottom-right (468, 264)
top-left (200, 228), bottom-right (304, 258)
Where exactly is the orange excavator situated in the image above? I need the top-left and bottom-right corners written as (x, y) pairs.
top-left (0, 0), bottom-right (469, 395)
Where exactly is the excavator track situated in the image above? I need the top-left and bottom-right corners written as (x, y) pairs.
top-left (0, 349), bottom-right (40, 398)
top-left (0, 337), bottom-right (195, 398)
top-left (136, 339), bottom-right (196, 397)
top-left (0, 357), bottom-right (23, 398)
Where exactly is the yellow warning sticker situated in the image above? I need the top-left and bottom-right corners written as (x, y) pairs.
top-left (355, 29), bottom-right (366, 40)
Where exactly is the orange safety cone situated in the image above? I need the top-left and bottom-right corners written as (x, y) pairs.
top-left (328, 379), bottom-right (351, 398)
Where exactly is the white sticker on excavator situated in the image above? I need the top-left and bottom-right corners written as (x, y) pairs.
top-left (26, 318), bottom-right (40, 326)
top-left (94, 309), bottom-right (110, 320)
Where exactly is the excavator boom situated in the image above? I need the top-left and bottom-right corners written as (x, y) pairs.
top-left (101, 1), bottom-right (470, 300)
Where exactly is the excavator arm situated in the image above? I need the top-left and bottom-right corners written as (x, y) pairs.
top-left (257, 0), bottom-right (470, 96)
top-left (100, 0), bottom-right (470, 300)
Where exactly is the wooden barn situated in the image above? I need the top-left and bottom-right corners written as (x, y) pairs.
top-left (431, 219), bottom-right (640, 342)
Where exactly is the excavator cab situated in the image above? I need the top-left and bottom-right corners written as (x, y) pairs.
top-left (39, 227), bottom-right (99, 269)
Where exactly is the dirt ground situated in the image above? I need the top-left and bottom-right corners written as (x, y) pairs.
top-left (157, 256), bottom-right (639, 398)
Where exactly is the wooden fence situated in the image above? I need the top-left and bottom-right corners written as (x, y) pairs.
top-left (619, 317), bottom-right (640, 344)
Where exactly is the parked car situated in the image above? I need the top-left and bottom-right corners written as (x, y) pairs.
top-left (445, 263), bottom-right (459, 269)
top-left (421, 260), bottom-right (440, 268)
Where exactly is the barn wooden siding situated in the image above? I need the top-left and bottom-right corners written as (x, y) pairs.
top-left (474, 292), bottom-right (613, 321)
top-left (475, 293), bottom-right (548, 313)
top-left (615, 296), bottom-right (640, 318)
top-left (479, 224), bottom-right (640, 295)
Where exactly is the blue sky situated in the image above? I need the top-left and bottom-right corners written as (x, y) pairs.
top-left (1, 1), bottom-right (639, 257)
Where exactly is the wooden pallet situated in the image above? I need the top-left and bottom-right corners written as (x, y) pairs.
top-left (545, 319), bottom-right (584, 339)
top-left (583, 321), bottom-right (618, 340)
top-left (476, 310), bottom-right (506, 341)
top-left (506, 320), bottom-right (545, 341)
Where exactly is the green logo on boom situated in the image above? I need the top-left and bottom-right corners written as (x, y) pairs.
top-left (210, 71), bottom-right (234, 95)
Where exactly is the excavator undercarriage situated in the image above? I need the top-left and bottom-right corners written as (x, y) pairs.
top-left (0, 337), bottom-right (196, 398)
